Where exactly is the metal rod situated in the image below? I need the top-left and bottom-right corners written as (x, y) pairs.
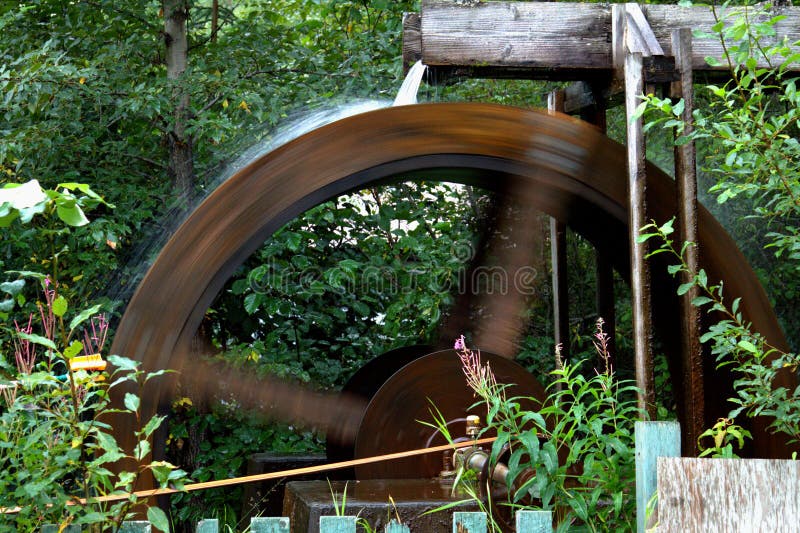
top-left (548, 90), bottom-right (570, 363)
top-left (0, 437), bottom-right (499, 512)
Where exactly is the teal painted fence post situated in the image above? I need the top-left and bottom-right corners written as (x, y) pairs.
top-left (319, 515), bottom-right (357, 533)
top-left (251, 517), bottom-right (290, 533)
top-left (516, 510), bottom-right (553, 532)
top-left (384, 519), bottom-right (410, 533)
top-left (42, 526), bottom-right (81, 533)
top-left (452, 511), bottom-right (487, 533)
top-left (635, 420), bottom-right (680, 533)
top-left (118, 521), bottom-right (152, 533)
top-left (197, 518), bottom-right (219, 533)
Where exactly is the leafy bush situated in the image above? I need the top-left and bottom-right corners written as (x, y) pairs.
top-left (640, 219), bottom-right (800, 450)
top-left (440, 328), bottom-right (642, 532)
top-left (641, 2), bottom-right (800, 454)
top-left (0, 181), bottom-right (185, 531)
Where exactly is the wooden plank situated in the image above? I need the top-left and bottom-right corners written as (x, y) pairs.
top-left (251, 516), bottom-right (290, 533)
top-left (452, 511), bottom-right (487, 533)
top-left (624, 50), bottom-right (655, 420)
top-left (319, 516), bottom-right (357, 533)
top-left (625, 3), bottom-right (664, 56)
top-left (516, 510), bottom-right (553, 532)
top-left (658, 458), bottom-right (800, 532)
top-left (385, 520), bottom-right (411, 533)
top-left (416, 1), bottom-right (800, 77)
top-left (197, 519), bottom-right (219, 533)
top-left (41, 526), bottom-right (81, 533)
top-left (671, 27), bottom-right (704, 458)
top-left (635, 421), bottom-right (681, 533)
top-left (612, 4), bottom-right (626, 73)
top-left (402, 12), bottom-right (422, 73)
top-left (421, 1), bottom-right (612, 78)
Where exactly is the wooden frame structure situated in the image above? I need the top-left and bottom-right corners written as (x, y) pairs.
top-left (403, 0), bottom-right (800, 454)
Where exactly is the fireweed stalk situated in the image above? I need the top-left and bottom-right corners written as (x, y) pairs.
top-left (0, 278), bottom-right (185, 531)
top-left (447, 330), bottom-right (642, 530)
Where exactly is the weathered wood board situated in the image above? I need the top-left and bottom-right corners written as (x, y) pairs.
top-left (657, 458), bottom-right (800, 532)
top-left (409, 1), bottom-right (800, 78)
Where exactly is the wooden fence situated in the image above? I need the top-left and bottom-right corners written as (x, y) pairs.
top-left (42, 511), bottom-right (553, 533)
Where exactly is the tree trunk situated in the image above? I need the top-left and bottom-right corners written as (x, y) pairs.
top-left (164, 0), bottom-right (194, 195)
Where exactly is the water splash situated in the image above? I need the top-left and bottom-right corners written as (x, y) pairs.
top-left (393, 61), bottom-right (427, 106)
top-left (102, 99), bottom-right (390, 309)
top-left (216, 99), bottom-right (388, 184)
top-left (104, 64), bottom-right (428, 310)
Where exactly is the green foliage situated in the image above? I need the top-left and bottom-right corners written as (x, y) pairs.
top-left (642, 1), bottom-right (800, 344)
top-left (441, 330), bottom-right (642, 531)
top-left (209, 183), bottom-right (483, 389)
top-left (166, 394), bottom-right (320, 529)
top-left (640, 219), bottom-right (800, 447)
top-left (0, 191), bottom-right (185, 531)
top-left (641, 2), bottom-right (800, 453)
top-left (697, 417), bottom-right (752, 458)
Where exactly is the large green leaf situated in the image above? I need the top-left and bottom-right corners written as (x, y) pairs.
top-left (147, 506), bottom-right (170, 532)
top-left (56, 200), bottom-right (89, 227)
top-left (16, 331), bottom-right (56, 350)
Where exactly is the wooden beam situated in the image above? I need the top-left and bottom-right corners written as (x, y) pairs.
top-left (671, 28), bottom-right (704, 457)
top-left (625, 50), bottom-right (655, 419)
top-left (402, 12), bottom-right (422, 73)
top-left (412, 1), bottom-right (800, 79)
top-left (625, 3), bottom-right (664, 56)
top-left (550, 218), bottom-right (569, 363)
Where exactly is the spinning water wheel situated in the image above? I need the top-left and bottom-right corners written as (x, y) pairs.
top-left (110, 104), bottom-right (792, 517)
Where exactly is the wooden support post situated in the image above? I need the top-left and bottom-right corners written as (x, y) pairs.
top-left (624, 50), bottom-right (656, 419)
top-left (320, 516), bottom-right (357, 533)
top-left (516, 510), bottom-right (553, 532)
top-left (635, 421), bottom-right (681, 533)
top-left (385, 520), bottom-right (411, 533)
top-left (548, 90), bottom-right (570, 363)
top-left (453, 511), bottom-right (487, 533)
top-left (251, 516), bottom-right (290, 533)
top-left (671, 27), bottom-right (704, 456)
top-left (197, 518), bottom-right (219, 533)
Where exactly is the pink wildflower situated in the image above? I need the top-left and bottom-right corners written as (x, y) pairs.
top-left (39, 277), bottom-right (57, 342)
top-left (455, 337), bottom-right (497, 398)
top-left (592, 318), bottom-right (612, 375)
top-left (454, 335), bottom-right (466, 351)
top-left (13, 314), bottom-right (36, 375)
top-left (82, 314), bottom-right (109, 356)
